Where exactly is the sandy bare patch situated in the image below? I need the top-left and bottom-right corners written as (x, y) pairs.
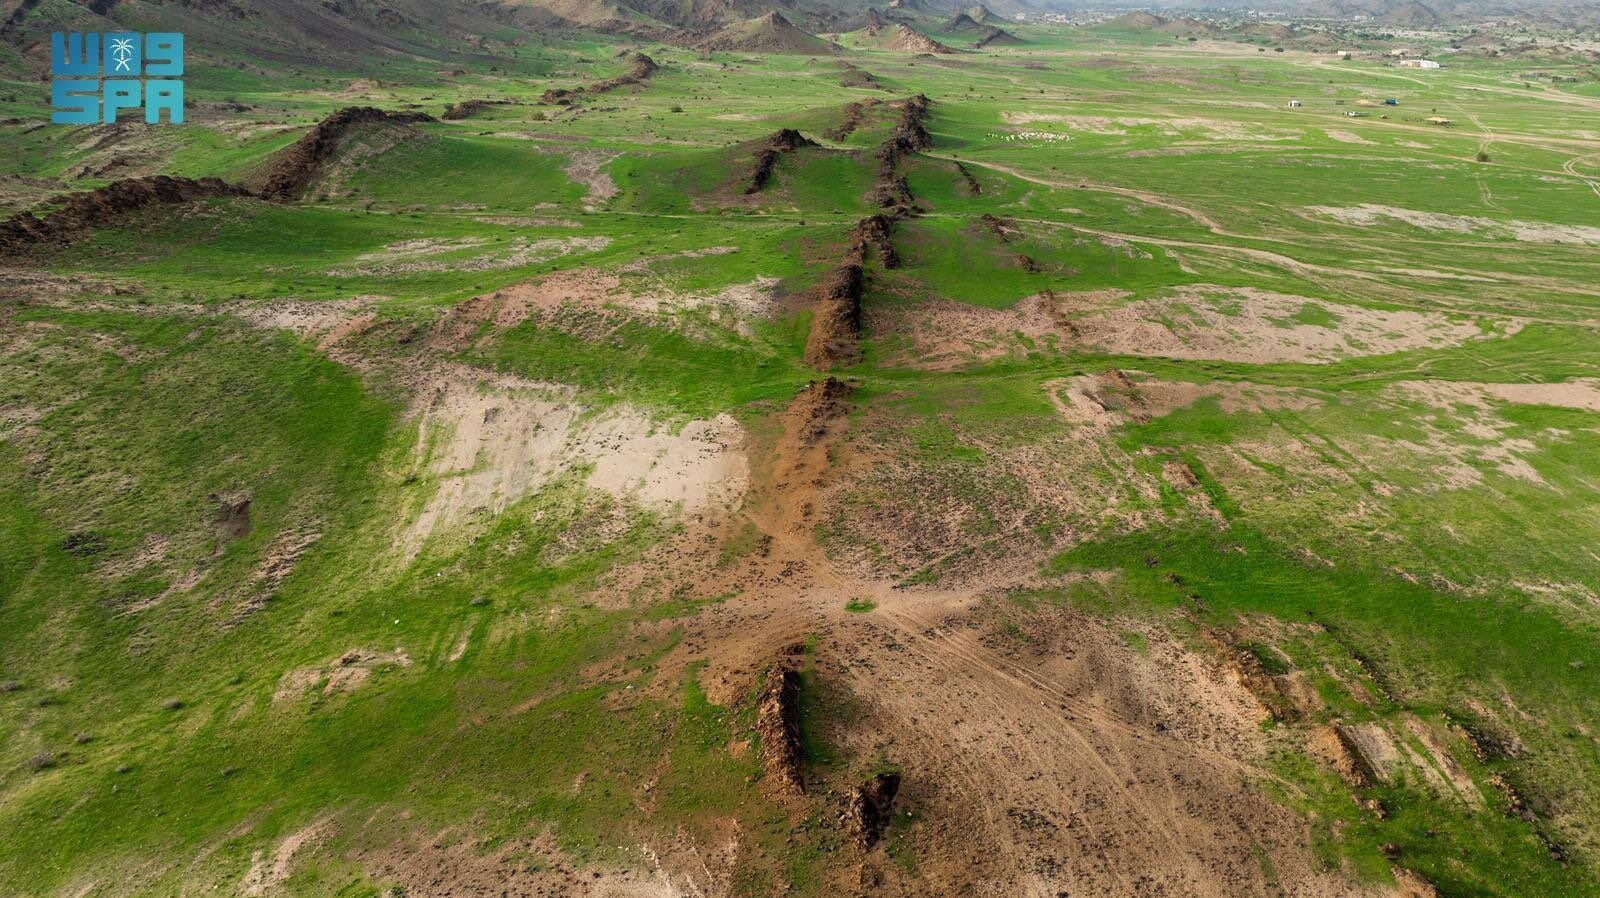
top-left (1396, 378), bottom-right (1600, 413)
top-left (358, 828), bottom-right (698, 897)
top-left (1336, 717), bottom-right (1482, 808)
top-left (1064, 286), bottom-right (1493, 363)
top-left (431, 267), bottom-right (778, 349)
top-left (472, 215), bottom-right (582, 228)
top-left (399, 372), bottom-right (747, 555)
top-left (493, 269), bottom-right (775, 321)
top-left (1379, 267), bottom-right (1496, 283)
top-left (241, 816), bottom-right (336, 896)
top-left (1326, 129), bottom-right (1375, 145)
top-left (1305, 204), bottom-right (1600, 244)
top-left (328, 236), bottom-right (610, 277)
top-left (565, 150), bottom-right (619, 211)
top-left (1041, 370), bottom-right (1316, 436)
top-left (329, 78), bottom-right (379, 99)
top-left (0, 173), bottom-right (66, 214)
top-left (357, 237), bottom-right (488, 259)
top-left (872, 291), bottom-right (1123, 370)
top-left (231, 297), bottom-right (377, 345)
top-left (1361, 378), bottom-right (1600, 487)
top-left (273, 648), bottom-right (413, 703)
top-left (1002, 112), bottom-right (1300, 141)
top-left (1123, 375), bottom-right (1320, 417)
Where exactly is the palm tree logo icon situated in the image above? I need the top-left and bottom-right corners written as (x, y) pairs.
top-left (110, 37), bottom-right (135, 73)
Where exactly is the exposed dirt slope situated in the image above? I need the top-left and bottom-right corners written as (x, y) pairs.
top-left (974, 26), bottom-right (1023, 48)
top-left (440, 98), bottom-right (511, 120)
top-left (252, 106), bottom-right (435, 201)
top-left (945, 13), bottom-right (985, 32)
top-left (614, 370), bottom-right (1394, 897)
top-left (804, 95), bottom-right (932, 368)
top-left (862, 22), bottom-right (953, 54)
top-left (704, 12), bottom-right (841, 54)
top-left (540, 52), bottom-right (658, 104)
top-left (802, 263), bottom-right (866, 368)
top-left (0, 175), bottom-right (248, 254)
top-left (756, 663), bottom-right (805, 795)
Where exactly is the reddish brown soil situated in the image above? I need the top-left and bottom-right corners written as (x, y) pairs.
top-left (803, 264), bottom-right (865, 368)
top-left (848, 214), bottom-right (899, 268)
top-left (228, 290), bottom-right (1407, 894)
top-left (755, 662), bottom-right (805, 795)
top-left (866, 23), bottom-right (953, 54)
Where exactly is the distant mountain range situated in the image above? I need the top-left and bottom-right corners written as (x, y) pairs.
top-left (0, 0), bottom-right (1050, 67)
top-left (1039, 0), bottom-right (1600, 28)
top-left (1, 0), bottom-right (1594, 74)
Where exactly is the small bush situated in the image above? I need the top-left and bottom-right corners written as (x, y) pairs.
top-left (27, 752), bottom-right (55, 772)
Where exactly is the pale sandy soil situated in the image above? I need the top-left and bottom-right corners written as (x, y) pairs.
top-left (565, 149), bottom-right (620, 211)
top-left (1065, 286), bottom-right (1494, 363)
top-left (327, 235), bottom-right (610, 276)
top-left (879, 286), bottom-right (1496, 366)
top-left (397, 371), bottom-right (747, 557)
top-left (1304, 203), bottom-right (1600, 244)
top-left (1002, 111), bottom-right (1302, 142)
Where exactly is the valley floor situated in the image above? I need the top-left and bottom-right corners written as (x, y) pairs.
top-left (2, 15), bottom-right (1599, 898)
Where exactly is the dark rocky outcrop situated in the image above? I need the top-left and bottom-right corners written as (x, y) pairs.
top-left (745, 128), bottom-right (816, 194)
top-left (848, 214), bottom-right (899, 269)
top-left (541, 53), bottom-right (657, 104)
top-left (755, 664), bottom-right (805, 795)
top-left (441, 98), bottom-right (511, 120)
top-left (841, 771), bottom-right (901, 848)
